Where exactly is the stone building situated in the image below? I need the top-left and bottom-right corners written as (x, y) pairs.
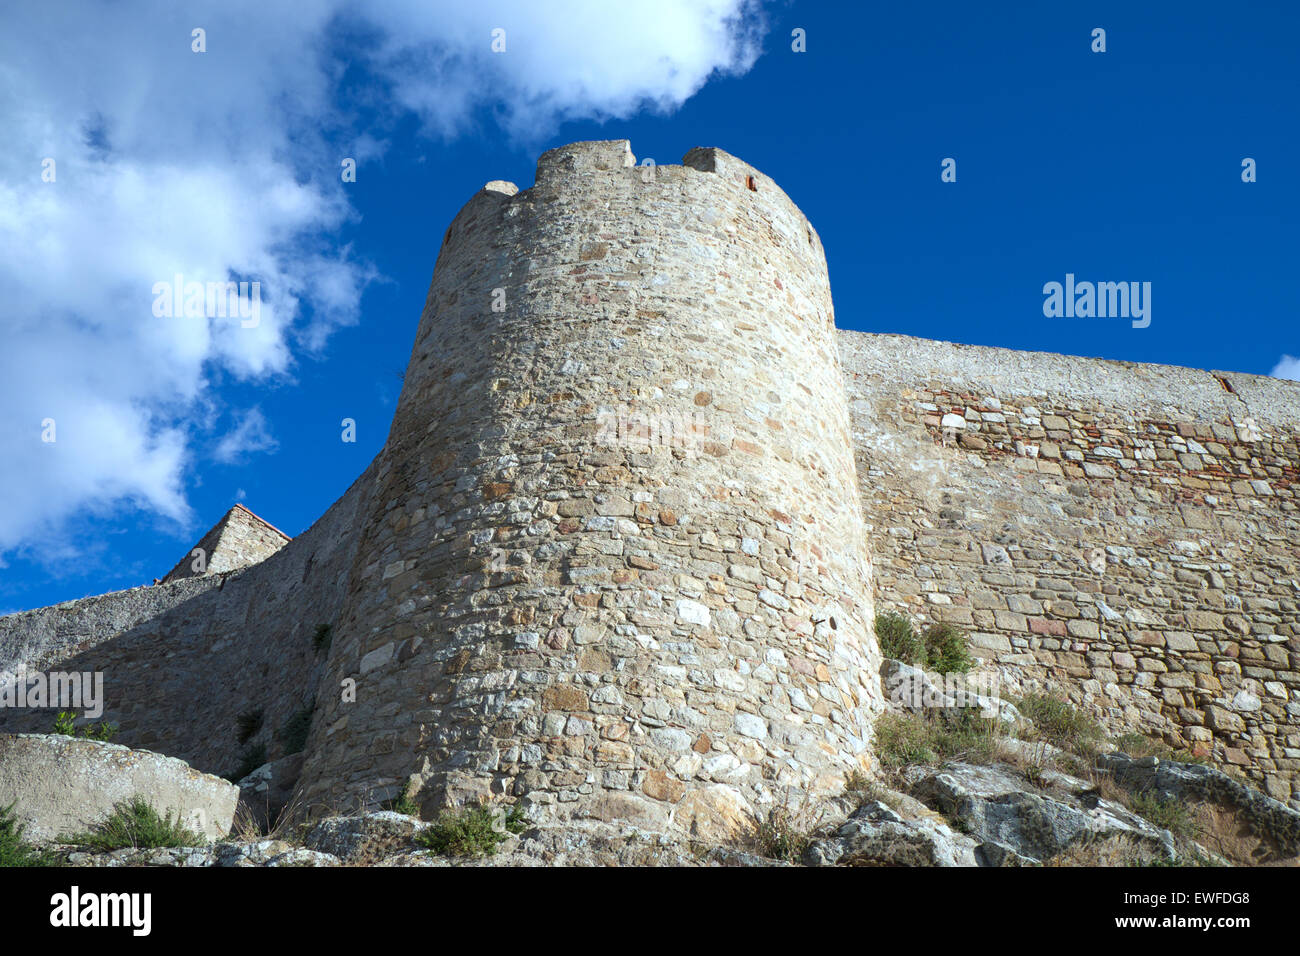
top-left (0, 141), bottom-right (1296, 830)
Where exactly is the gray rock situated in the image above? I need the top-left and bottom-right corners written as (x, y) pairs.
top-left (912, 762), bottom-right (1176, 864)
top-left (212, 839), bottom-right (298, 867)
top-left (881, 659), bottom-right (1022, 725)
top-left (0, 733), bottom-right (237, 843)
top-left (65, 845), bottom-right (217, 867)
top-left (1098, 752), bottom-right (1300, 856)
top-left (262, 848), bottom-right (340, 867)
top-left (301, 811), bottom-right (430, 862)
top-left (803, 800), bottom-right (979, 867)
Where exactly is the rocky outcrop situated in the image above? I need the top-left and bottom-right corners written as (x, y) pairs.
top-left (62, 840), bottom-right (340, 868)
top-left (0, 733), bottom-right (238, 843)
top-left (804, 799), bottom-right (979, 866)
top-left (909, 762), bottom-right (1176, 865)
top-left (1098, 752), bottom-right (1300, 859)
top-left (52, 812), bottom-right (779, 868)
top-left (301, 811), bottom-right (430, 864)
top-left (880, 658), bottom-right (1022, 725)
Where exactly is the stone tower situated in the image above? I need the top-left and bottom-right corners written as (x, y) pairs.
top-left (295, 141), bottom-right (882, 834)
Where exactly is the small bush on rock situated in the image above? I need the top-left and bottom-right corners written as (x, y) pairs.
top-left (416, 803), bottom-right (526, 858)
top-left (920, 623), bottom-right (975, 674)
top-left (1018, 694), bottom-right (1104, 756)
top-left (874, 612), bottom-right (975, 675)
top-left (0, 803), bottom-right (57, 867)
top-left (875, 707), bottom-right (1002, 775)
top-left (382, 785), bottom-right (421, 818)
top-left (875, 612), bottom-right (923, 663)
top-left (875, 712), bottom-right (938, 768)
top-left (1129, 793), bottom-right (1195, 838)
top-left (52, 711), bottom-right (119, 742)
top-left (754, 806), bottom-right (812, 863)
top-left (63, 796), bottom-right (205, 851)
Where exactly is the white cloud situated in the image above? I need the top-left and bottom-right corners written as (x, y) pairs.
top-left (1270, 355), bottom-right (1300, 381)
top-left (0, 0), bottom-right (765, 562)
top-left (214, 409), bottom-right (280, 465)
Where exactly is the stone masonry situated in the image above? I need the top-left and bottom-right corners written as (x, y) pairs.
top-left (842, 333), bottom-right (1300, 804)
top-left (161, 503), bottom-right (290, 583)
top-left (295, 140), bottom-right (881, 831)
top-left (0, 141), bottom-right (1297, 828)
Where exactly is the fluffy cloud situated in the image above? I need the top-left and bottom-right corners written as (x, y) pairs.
top-left (0, 0), bottom-right (765, 561)
top-left (214, 409), bottom-right (280, 465)
top-left (1269, 355), bottom-right (1300, 381)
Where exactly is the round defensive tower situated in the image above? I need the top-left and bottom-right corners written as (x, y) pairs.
top-left (296, 140), bottom-right (882, 837)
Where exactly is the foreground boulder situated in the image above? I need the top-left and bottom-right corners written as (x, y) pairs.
top-left (1098, 752), bottom-right (1300, 862)
top-left (0, 733), bottom-right (238, 842)
top-left (910, 761), bottom-right (1177, 865)
top-left (302, 811), bottom-right (431, 863)
top-left (804, 799), bottom-right (979, 866)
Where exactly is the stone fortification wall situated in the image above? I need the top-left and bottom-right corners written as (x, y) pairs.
top-left (0, 462), bottom-right (380, 780)
top-left (0, 576), bottom-right (222, 682)
top-left (7, 140), bottom-right (1296, 827)
top-left (295, 140), bottom-right (881, 834)
top-left (839, 331), bottom-right (1300, 807)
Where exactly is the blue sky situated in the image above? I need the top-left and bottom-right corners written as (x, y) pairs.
top-left (1, 1), bottom-right (1296, 612)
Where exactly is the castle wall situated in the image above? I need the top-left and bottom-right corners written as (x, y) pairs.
top-left (6, 139), bottom-right (1296, 823)
top-left (0, 460), bottom-right (380, 779)
top-left (295, 141), bottom-right (881, 830)
top-left (0, 576), bottom-right (223, 682)
top-left (840, 331), bottom-right (1300, 807)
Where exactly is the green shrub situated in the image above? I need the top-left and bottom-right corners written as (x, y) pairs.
top-left (81, 722), bottom-right (119, 742)
top-left (1129, 793), bottom-right (1195, 838)
top-left (754, 806), bottom-right (811, 863)
top-left (235, 709), bottom-right (264, 745)
top-left (874, 707), bottom-right (1001, 773)
top-left (874, 712), bottom-right (938, 768)
top-left (0, 803), bottom-right (57, 867)
top-left (875, 612), bottom-right (923, 663)
top-left (383, 784), bottom-right (421, 818)
top-left (52, 711), bottom-right (119, 742)
top-left (1018, 693), bottom-right (1104, 755)
top-left (313, 623), bottom-right (333, 654)
top-left (920, 623), bottom-right (975, 674)
top-left (874, 613), bottom-right (975, 674)
top-left (416, 803), bottom-right (527, 858)
top-left (278, 699), bottom-right (315, 755)
top-left (62, 797), bottom-right (205, 851)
